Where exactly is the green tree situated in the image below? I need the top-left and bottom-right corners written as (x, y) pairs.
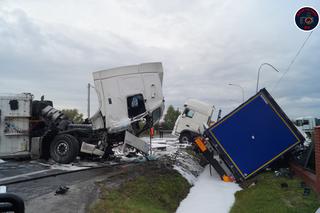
top-left (163, 105), bottom-right (180, 130)
top-left (61, 109), bottom-right (84, 124)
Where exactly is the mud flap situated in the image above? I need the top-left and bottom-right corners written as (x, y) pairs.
top-left (122, 131), bottom-right (150, 155)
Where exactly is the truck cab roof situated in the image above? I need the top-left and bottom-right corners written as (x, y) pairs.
top-left (184, 99), bottom-right (213, 116)
top-left (93, 62), bottom-right (163, 84)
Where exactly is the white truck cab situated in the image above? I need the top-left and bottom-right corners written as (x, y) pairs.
top-left (294, 116), bottom-right (320, 138)
top-left (91, 62), bottom-right (164, 132)
top-left (172, 99), bottom-right (214, 143)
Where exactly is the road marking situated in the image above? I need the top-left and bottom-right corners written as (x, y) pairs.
top-left (0, 169), bottom-right (51, 182)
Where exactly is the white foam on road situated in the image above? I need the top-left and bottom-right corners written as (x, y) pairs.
top-left (0, 185), bottom-right (6, 193)
top-left (146, 137), bottom-right (203, 185)
top-left (173, 165), bottom-right (198, 184)
top-left (37, 161), bottom-right (105, 171)
top-left (50, 164), bottom-right (89, 171)
top-left (176, 165), bottom-right (241, 213)
top-left (173, 150), bottom-right (204, 185)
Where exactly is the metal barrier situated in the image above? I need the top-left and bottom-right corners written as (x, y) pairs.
top-left (158, 130), bottom-right (173, 138)
top-left (0, 193), bottom-right (25, 213)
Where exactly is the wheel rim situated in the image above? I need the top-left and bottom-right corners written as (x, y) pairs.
top-left (181, 136), bottom-right (189, 143)
top-left (56, 142), bottom-right (69, 155)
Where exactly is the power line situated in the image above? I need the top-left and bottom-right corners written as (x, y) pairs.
top-left (272, 31), bottom-right (313, 91)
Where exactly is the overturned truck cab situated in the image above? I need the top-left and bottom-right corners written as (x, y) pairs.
top-left (79, 62), bottom-right (165, 160)
top-left (0, 62), bottom-right (165, 163)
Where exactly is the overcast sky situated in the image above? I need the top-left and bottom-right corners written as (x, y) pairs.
top-left (0, 0), bottom-right (319, 119)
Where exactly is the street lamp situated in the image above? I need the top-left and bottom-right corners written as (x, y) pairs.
top-left (228, 83), bottom-right (245, 102)
top-left (256, 63), bottom-right (280, 93)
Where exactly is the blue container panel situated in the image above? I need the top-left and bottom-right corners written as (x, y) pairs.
top-left (208, 94), bottom-right (301, 178)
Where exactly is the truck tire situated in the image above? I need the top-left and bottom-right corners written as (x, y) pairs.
top-left (50, 134), bottom-right (79, 164)
top-left (179, 132), bottom-right (193, 144)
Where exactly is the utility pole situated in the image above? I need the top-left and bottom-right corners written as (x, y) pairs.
top-left (87, 83), bottom-right (94, 118)
top-left (228, 83), bottom-right (245, 102)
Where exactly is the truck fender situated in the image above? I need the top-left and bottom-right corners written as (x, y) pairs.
top-left (178, 130), bottom-right (200, 143)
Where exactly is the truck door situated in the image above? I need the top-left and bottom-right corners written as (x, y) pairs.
top-left (176, 108), bottom-right (198, 133)
top-left (141, 73), bottom-right (163, 111)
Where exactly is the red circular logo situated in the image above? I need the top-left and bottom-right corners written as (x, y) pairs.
top-left (295, 7), bottom-right (319, 31)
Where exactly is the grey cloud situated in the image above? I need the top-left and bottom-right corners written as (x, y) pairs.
top-left (0, 9), bottom-right (149, 114)
top-left (0, 1), bottom-right (319, 119)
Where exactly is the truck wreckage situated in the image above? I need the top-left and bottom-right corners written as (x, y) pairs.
top-left (0, 62), bottom-right (306, 183)
top-left (0, 62), bottom-right (164, 163)
top-left (187, 89), bottom-right (305, 182)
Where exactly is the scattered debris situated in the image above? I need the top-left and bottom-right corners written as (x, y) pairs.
top-left (0, 186), bottom-right (6, 193)
top-left (248, 180), bottom-right (257, 188)
top-left (55, 186), bottom-right (69, 195)
top-left (141, 137), bottom-right (204, 185)
top-left (125, 152), bottom-right (138, 158)
top-left (274, 168), bottom-right (293, 178)
top-left (145, 155), bottom-right (157, 161)
top-left (172, 150), bottom-right (204, 185)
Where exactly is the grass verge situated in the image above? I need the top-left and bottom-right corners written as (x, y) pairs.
top-left (90, 169), bottom-right (190, 213)
top-left (230, 172), bottom-right (320, 213)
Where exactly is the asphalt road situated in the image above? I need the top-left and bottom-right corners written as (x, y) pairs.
top-left (0, 159), bottom-right (122, 185)
top-left (0, 136), bottom-right (180, 212)
top-left (0, 160), bottom-right (50, 180)
top-left (5, 163), bottom-right (139, 213)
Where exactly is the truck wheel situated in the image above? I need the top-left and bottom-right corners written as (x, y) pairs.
top-left (50, 134), bottom-right (79, 164)
top-left (179, 132), bottom-right (192, 144)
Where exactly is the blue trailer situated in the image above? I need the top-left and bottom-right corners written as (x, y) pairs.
top-left (195, 88), bottom-right (305, 182)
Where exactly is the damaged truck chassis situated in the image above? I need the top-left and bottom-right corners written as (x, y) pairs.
top-left (0, 62), bottom-right (165, 164)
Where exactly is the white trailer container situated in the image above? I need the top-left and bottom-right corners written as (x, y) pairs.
top-left (0, 93), bottom-right (32, 158)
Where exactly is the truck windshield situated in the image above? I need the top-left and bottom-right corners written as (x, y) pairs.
top-left (184, 108), bottom-right (195, 118)
top-left (295, 120), bottom-right (303, 126)
top-left (127, 94), bottom-right (146, 118)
